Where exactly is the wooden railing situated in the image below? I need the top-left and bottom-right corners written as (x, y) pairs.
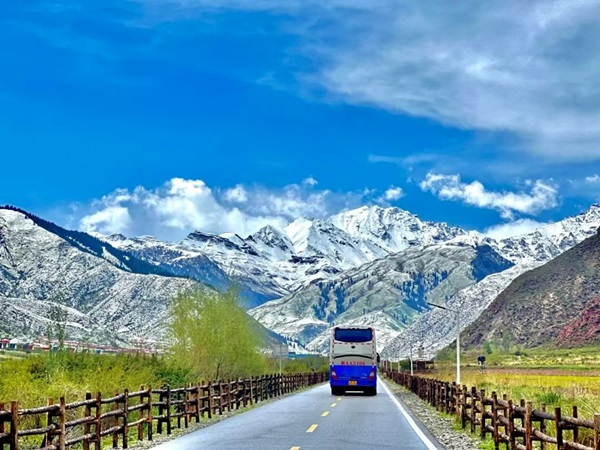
top-left (0, 372), bottom-right (327, 450)
top-left (384, 369), bottom-right (600, 450)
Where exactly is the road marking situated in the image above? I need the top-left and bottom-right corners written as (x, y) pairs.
top-left (337, 397), bottom-right (342, 401)
top-left (380, 379), bottom-right (439, 450)
top-left (290, 447), bottom-right (300, 450)
top-left (330, 403), bottom-right (337, 407)
top-left (306, 424), bottom-right (318, 433)
top-left (321, 411), bottom-right (329, 417)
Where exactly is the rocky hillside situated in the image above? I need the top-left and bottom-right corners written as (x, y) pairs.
top-left (0, 208), bottom-right (199, 344)
top-left (462, 231), bottom-right (600, 349)
top-left (249, 239), bottom-right (513, 351)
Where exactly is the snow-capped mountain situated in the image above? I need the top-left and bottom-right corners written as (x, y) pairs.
top-left (0, 208), bottom-right (198, 343)
top-left (381, 262), bottom-right (542, 359)
top-left (330, 205), bottom-right (466, 254)
top-left (493, 205), bottom-right (600, 264)
top-left (103, 206), bottom-right (468, 308)
top-left (379, 206), bottom-right (600, 357)
top-left (6, 201), bottom-right (600, 355)
top-left (249, 239), bottom-right (514, 352)
top-left (247, 206), bottom-right (600, 354)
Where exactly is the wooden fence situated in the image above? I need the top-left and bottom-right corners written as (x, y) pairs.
top-left (0, 372), bottom-right (327, 450)
top-left (384, 368), bottom-right (600, 450)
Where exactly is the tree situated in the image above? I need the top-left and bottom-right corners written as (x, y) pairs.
top-left (167, 287), bottom-right (267, 380)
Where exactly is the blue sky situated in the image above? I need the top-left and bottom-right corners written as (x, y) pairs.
top-left (2, 1), bottom-right (600, 241)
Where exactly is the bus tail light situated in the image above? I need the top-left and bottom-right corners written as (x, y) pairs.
top-left (331, 369), bottom-right (338, 379)
top-left (368, 370), bottom-right (375, 379)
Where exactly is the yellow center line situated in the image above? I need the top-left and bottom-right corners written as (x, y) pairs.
top-left (306, 424), bottom-right (318, 433)
top-left (330, 403), bottom-right (337, 407)
top-left (337, 397), bottom-right (342, 401)
top-left (290, 447), bottom-right (301, 450)
top-left (322, 411), bottom-right (329, 417)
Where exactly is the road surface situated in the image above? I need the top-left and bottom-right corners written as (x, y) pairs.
top-left (152, 378), bottom-right (444, 450)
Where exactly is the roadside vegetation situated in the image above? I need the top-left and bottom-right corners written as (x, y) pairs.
top-left (428, 344), bottom-right (600, 433)
top-left (0, 288), bottom-right (327, 407)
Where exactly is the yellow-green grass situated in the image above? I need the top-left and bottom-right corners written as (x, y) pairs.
top-left (426, 348), bottom-right (600, 446)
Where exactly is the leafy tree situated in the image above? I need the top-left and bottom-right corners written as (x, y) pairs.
top-left (483, 340), bottom-right (493, 355)
top-left (167, 287), bottom-right (268, 380)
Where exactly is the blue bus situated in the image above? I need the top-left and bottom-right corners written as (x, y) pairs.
top-left (329, 326), bottom-right (378, 396)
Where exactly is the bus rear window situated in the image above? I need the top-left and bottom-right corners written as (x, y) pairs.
top-left (334, 328), bottom-right (372, 343)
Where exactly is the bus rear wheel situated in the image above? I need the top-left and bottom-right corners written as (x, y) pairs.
top-left (364, 387), bottom-right (377, 396)
top-left (331, 387), bottom-right (343, 396)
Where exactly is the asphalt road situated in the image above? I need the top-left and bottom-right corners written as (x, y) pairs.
top-left (152, 378), bottom-right (445, 450)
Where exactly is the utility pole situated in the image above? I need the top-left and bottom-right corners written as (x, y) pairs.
top-left (427, 302), bottom-right (461, 385)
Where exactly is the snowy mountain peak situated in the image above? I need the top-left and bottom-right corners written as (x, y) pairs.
top-left (247, 225), bottom-right (294, 260)
top-left (329, 205), bottom-right (467, 254)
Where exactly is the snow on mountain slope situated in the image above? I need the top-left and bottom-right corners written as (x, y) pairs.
top-left (0, 209), bottom-right (198, 343)
top-left (495, 205), bottom-right (600, 263)
top-left (249, 240), bottom-right (514, 353)
top-left (13, 201), bottom-right (599, 356)
top-left (381, 262), bottom-right (542, 359)
top-left (330, 205), bottom-right (466, 254)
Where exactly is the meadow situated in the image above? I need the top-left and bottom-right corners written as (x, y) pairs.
top-left (0, 350), bottom-right (327, 407)
top-left (431, 347), bottom-right (600, 416)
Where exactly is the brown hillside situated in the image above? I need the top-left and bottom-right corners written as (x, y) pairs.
top-left (463, 232), bottom-right (600, 349)
top-left (556, 295), bottom-right (600, 347)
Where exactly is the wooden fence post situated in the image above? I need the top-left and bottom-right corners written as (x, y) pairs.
top-left (481, 389), bottom-right (486, 440)
top-left (9, 402), bottom-right (17, 450)
top-left (147, 386), bottom-right (153, 441)
top-left (166, 386), bottom-right (172, 435)
top-left (471, 387), bottom-right (477, 434)
top-left (525, 401), bottom-right (532, 450)
top-left (45, 398), bottom-right (54, 449)
top-left (122, 388), bottom-right (129, 449)
top-left (508, 400), bottom-right (516, 450)
top-left (492, 392), bottom-right (499, 450)
top-left (555, 407), bottom-right (563, 450)
top-left (84, 393), bottom-right (92, 450)
top-left (540, 403), bottom-right (546, 450)
top-left (137, 386), bottom-right (144, 442)
top-left (112, 392), bottom-right (119, 449)
top-left (94, 393), bottom-right (102, 450)
top-left (58, 397), bottom-right (66, 450)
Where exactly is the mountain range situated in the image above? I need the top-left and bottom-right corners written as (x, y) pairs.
top-left (2, 203), bottom-right (600, 354)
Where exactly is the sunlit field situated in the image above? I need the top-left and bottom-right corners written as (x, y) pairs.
top-left (428, 346), bottom-right (600, 422)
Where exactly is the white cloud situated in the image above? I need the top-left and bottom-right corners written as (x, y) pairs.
top-left (144, 0), bottom-right (600, 161)
top-left (314, 2), bottom-right (600, 161)
top-left (585, 174), bottom-right (600, 184)
top-left (223, 185), bottom-right (249, 203)
top-left (383, 186), bottom-right (404, 201)
top-left (302, 177), bottom-right (318, 187)
top-left (420, 173), bottom-right (558, 218)
top-left (484, 219), bottom-right (547, 240)
top-left (80, 206), bottom-right (131, 235)
top-left (77, 178), bottom-right (369, 240)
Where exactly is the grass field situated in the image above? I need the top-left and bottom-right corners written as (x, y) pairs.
top-left (429, 346), bottom-right (600, 425)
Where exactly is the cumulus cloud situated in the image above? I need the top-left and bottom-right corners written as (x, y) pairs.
top-left (484, 219), bottom-right (547, 240)
top-left (80, 206), bottom-right (131, 235)
top-left (77, 178), bottom-right (370, 240)
top-left (420, 173), bottom-right (558, 218)
top-left (383, 186), bottom-right (404, 201)
top-left (223, 185), bottom-right (249, 203)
